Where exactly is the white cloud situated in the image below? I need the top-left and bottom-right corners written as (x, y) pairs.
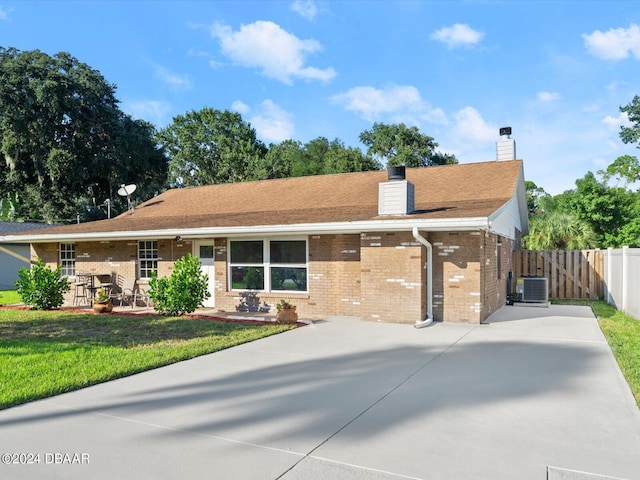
top-left (208, 59), bottom-right (224, 69)
top-left (210, 20), bottom-right (336, 85)
top-left (122, 100), bottom-right (172, 127)
top-left (431, 23), bottom-right (484, 49)
top-left (602, 111), bottom-right (632, 131)
top-left (537, 91), bottom-right (561, 103)
top-left (251, 100), bottom-right (295, 143)
top-left (453, 107), bottom-right (496, 143)
top-left (231, 100), bottom-right (250, 115)
top-left (331, 84), bottom-right (430, 121)
top-left (234, 100), bottom-right (295, 143)
top-left (187, 49), bottom-right (210, 58)
top-left (0, 6), bottom-right (11, 20)
top-left (153, 64), bottom-right (191, 90)
top-left (291, 0), bottom-right (318, 20)
top-left (583, 24), bottom-right (640, 60)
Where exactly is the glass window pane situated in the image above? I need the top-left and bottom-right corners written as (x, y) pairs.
top-left (231, 241), bottom-right (263, 263)
top-left (60, 244), bottom-right (75, 277)
top-left (199, 245), bottom-right (214, 259)
top-left (271, 267), bottom-right (307, 291)
top-left (270, 241), bottom-right (306, 264)
top-left (231, 266), bottom-right (264, 290)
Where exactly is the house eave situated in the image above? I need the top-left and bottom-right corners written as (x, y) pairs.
top-left (0, 217), bottom-right (492, 243)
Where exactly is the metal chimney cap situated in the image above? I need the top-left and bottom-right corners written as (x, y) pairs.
top-left (387, 166), bottom-right (406, 181)
top-left (499, 126), bottom-right (512, 137)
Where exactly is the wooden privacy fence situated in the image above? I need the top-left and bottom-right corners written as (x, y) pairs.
top-left (512, 250), bottom-right (604, 300)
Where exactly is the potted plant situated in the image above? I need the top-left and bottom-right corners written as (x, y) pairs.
top-left (93, 288), bottom-right (113, 313)
top-left (275, 299), bottom-right (298, 324)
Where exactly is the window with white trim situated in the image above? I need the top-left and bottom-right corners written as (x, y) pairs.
top-left (229, 239), bottom-right (307, 292)
top-left (138, 241), bottom-right (158, 279)
top-left (60, 243), bottom-right (75, 277)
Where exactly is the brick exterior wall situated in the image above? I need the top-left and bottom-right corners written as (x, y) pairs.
top-left (430, 231), bottom-right (482, 323)
top-left (33, 229), bottom-right (513, 324)
top-left (360, 232), bottom-right (426, 323)
top-left (203, 235), bottom-right (362, 318)
top-left (428, 231), bottom-right (513, 324)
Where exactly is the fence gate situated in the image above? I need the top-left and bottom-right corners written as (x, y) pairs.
top-left (512, 250), bottom-right (604, 300)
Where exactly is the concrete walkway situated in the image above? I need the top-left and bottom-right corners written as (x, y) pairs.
top-left (1, 305), bottom-right (640, 479)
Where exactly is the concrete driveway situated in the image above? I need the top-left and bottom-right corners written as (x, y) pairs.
top-left (1, 305), bottom-right (640, 479)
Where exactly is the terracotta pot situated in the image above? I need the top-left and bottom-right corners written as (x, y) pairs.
top-left (93, 300), bottom-right (113, 314)
top-left (276, 306), bottom-right (298, 324)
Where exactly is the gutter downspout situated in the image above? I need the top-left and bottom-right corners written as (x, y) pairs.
top-left (412, 227), bottom-right (433, 328)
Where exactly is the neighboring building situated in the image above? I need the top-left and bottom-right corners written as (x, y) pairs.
top-left (0, 158), bottom-right (528, 324)
top-left (0, 222), bottom-right (53, 290)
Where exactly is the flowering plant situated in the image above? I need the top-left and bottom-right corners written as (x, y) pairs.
top-left (276, 299), bottom-right (295, 311)
top-left (95, 288), bottom-right (110, 303)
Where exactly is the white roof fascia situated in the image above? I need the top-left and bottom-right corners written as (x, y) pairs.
top-left (0, 217), bottom-right (491, 243)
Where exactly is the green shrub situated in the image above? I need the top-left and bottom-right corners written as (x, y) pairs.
top-left (15, 259), bottom-right (70, 310)
top-left (149, 253), bottom-right (210, 316)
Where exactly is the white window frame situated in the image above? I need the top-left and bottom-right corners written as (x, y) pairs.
top-left (228, 237), bottom-right (308, 293)
top-left (60, 243), bottom-right (76, 277)
top-left (138, 240), bottom-right (158, 279)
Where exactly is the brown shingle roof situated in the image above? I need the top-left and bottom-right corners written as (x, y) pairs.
top-left (5, 160), bottom-right (523, 238)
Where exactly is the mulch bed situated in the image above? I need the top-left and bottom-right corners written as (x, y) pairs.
top-left (0, 304), bottom-right (305, 327)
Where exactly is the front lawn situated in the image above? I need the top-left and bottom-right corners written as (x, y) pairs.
top-left (592, 301), bottom-right (640, 408)
top-left (0, 290), bottom-right (21, 305)
top-left (0, 309), bottom-right (295, 409)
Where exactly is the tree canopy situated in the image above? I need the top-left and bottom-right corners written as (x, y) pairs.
top-left (0, 47), bottom-right (166, 222)
top-left (620, 95), bottom-right (640, 148)
top-left (359, 122), bottom-right (457, 167)
top-left (263, 137), bottom-right (381, 179)
top-left (522, 96), bottom-right (640, 250)
top-left (523, 212), bottom-right (598, 250)
top-left (156, 108), bottom-right (268, 187)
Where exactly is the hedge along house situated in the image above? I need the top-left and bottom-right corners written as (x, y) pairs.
top-left (0, 157), bottom-right (527, 325)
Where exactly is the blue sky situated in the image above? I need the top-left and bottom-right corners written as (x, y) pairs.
top-left (1, 0), bottom-right (639, 195)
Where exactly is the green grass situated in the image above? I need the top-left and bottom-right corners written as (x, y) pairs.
top-left (0, 309), bottom-right (295, 409)
top-left (0, 289), bottom-right (21, 305)
top-left (553, 299), bottom-right (640, 408)
top-left (593, 301), bottom-right (640, 408)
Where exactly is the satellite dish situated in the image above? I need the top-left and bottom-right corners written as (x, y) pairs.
top-left (117, 184), bottom-right (137, 197)
top-left (117, 184), bottom-right (137, 211)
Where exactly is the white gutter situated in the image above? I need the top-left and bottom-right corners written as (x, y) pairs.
top-left (0, 217), bottom-right (491, 244)
top-left (0, 245), bottom-right (31, 264)
top-left (412, 226), bottom-right (433, 328)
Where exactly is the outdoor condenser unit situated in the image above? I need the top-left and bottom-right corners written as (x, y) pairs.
top-left (516, 277), bottom-right (548, 303)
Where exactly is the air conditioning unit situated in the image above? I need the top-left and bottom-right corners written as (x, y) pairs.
top-left (516, 277), bottom-right (548, 303)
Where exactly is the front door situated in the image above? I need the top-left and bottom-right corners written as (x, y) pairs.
top-left (195, 241), bottom-right (215, 308)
